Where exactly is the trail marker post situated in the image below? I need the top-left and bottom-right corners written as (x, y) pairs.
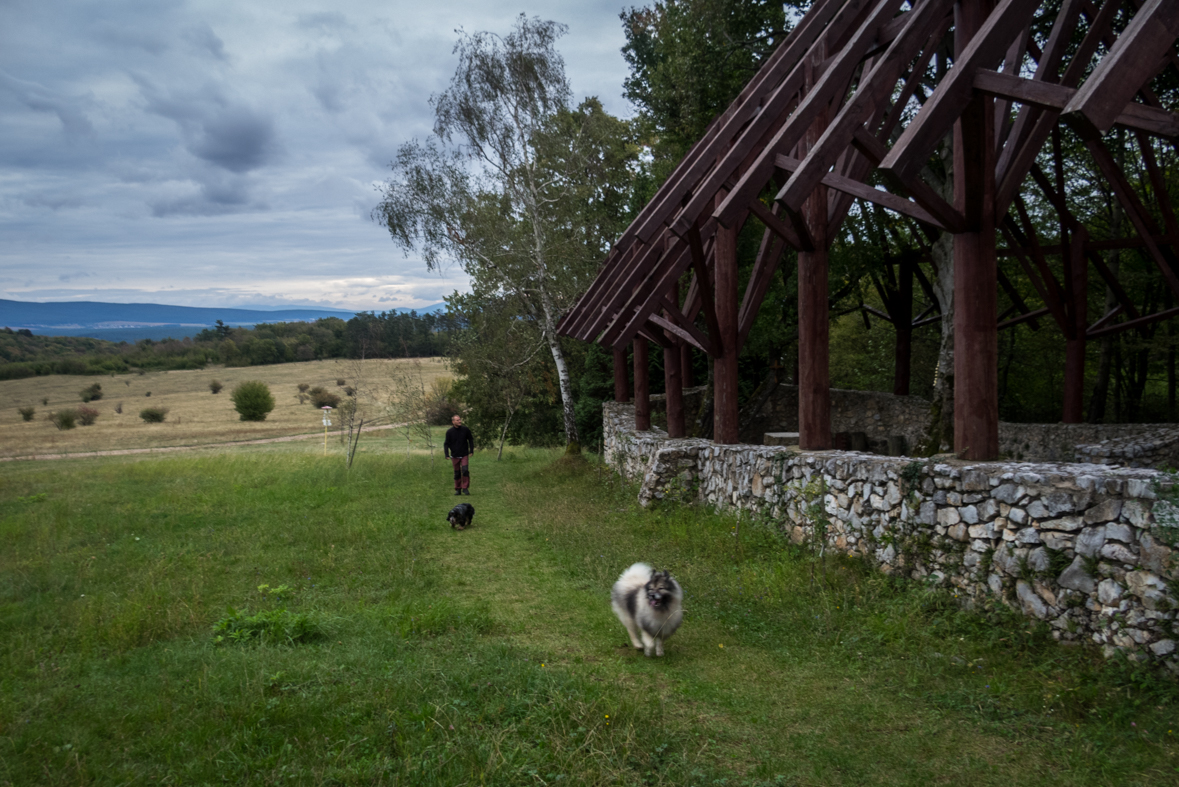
top-left (321, 406), bottom-right (333, 456)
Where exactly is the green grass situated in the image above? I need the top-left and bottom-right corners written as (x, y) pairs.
top-left (1, 441), bottom-right (1178, 785)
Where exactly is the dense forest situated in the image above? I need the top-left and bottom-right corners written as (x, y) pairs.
top-left (0, 310), bottom-right (451, 381)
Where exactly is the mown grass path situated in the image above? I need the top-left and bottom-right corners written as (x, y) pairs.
top-left (1, 444), bottom-right (1177, 786)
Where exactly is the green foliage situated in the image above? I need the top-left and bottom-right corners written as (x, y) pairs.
top-left (621, 0), bottom-right (794, 161)
top-left (76, 405), bottom-right (99, 426)
top-left (208, 379), bottom-right (223, 394)
top-left (231, 380), bottom-right (276, 422)
top-left (49, 409), bottom-right (77, 430)
top-left (307, 386), bottom-right (341, 409)
top-left (212, 608), bottom-right (322, 646)
top-left (79, 382), bottom-right (103, 402)
top-left (17, 405), bottom-right (35, 422)
top-left (139, 406), bottom-right (168, 423)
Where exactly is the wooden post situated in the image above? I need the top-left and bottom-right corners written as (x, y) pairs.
top-left (664, 343), bottom-right (685, 437)
top-left (714, 222), bottom-right (741, 444)
top-left (894, 255), bottom-right (914, 396)
top-left (797, 43), bottom-right (831, 451)
top-left (664, 282), bottom-right (686, 437)
top-left (1063, 227), bottom-right (1089, 422)
top-left (634, 339), bottom-right (651, 431)
top-left (613, 346), bottom-right (630, 402)
top-left (681, 344), bottom-right (694, 388)
top-left (953, 0), bottom-right (999, 460)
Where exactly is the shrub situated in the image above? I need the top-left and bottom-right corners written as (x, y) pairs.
top-left (307, 386), bottom-right (341, 409)
top-left (18, 406), bottom-right (35, 422)
top-left (140, 407), bottom-right (169, 423)
top-left (50, 409), bottom-right (77, 430)
top-left (41, 397), bottom-right (48, 405)
top-left (425, 378), bottom-right (463, 426)
top-left (297, 383), bottom-right (310, 393)
top-left (231, 381), bottom-right (276, 422)
top-left (209, 379), bottom-right (224, 394)
top-left (77, 406), bottom-right (100, 426)
top-left (336, 378), bottom-right (346, 386)
top-left (114, 402), bottom-right (123, 414)
top-left (145, 391), bottom-right (151, 397)
top-left (80, 383), bottom-right (103, 402)
top-left (344, 386), bottom-right (355, 397)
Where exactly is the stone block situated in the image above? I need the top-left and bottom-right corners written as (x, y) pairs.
top-left (1100, 542), bottom-right (1137, 564)
top-left (1084, 498), bottom-right (1122, 525)
top-left (1104, 523), bottom-right (1135, 543)
top-left (1121, 499), bottom-right (1151, 527)
top-left (1040, 531), bottom-right (1074, 551)
top-left (1017, 580), bottom-right (1049, 619)
top-left (1041, 516), bottom-right (1083, 532)
top-left (1139, 532), bottom-right (1174, 574)
top-left (994, 483), bottom-right (1023, 503)
top-left (1076, 526), bottom-right (1106, 558)
top-left (1058, 556), bottom-right (1097, 593)
top-left (1098, 579), bottom-right (1124, 605)
top-left (1016, 527), bottom-right (1042, 545)
top-left (961, 505), bottom-right (979, 524)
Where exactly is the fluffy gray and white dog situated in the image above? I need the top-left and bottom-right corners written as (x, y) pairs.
top-left (611, 563), bottom-right (683, 657)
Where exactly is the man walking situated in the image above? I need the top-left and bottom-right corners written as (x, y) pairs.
top-left (444, 414), bottom-right (475, 495)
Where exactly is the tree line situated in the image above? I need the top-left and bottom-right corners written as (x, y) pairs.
top-left (0, 310), bottom-right (451, 380)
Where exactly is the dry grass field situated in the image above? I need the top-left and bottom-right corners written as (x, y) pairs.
top-left (0, 357), bottom-right (452, 459)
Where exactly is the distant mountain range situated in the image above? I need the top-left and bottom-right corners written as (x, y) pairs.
top-left (0, 299), bottom-right (445, 342)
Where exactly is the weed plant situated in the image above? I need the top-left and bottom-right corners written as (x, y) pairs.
top-left (76, 405), bottom-right (99, 426)
top-left (0, 448), bottom-right (1176, 785)
top-left (17, 405), bottom-right (34, 421)
top-left (139, 406), bottom-right (168, 423)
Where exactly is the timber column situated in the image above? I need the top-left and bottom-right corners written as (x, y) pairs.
top-left (663, 282), bottom-right (686, 437)
top-left (613, 347), bottom-right (630, 402)
top-left (953, 0), bottom-right (999, 459)
top-left (634, 338), bottom-right (651, 431)
top-left (1062, 227), bottom-right (1088, 422)
top-left (713, 222), bottom-right (740, 443)
top-left (797, 43), bottom-right (831, 450)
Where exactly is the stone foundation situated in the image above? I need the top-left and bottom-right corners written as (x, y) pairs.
top-left (604, 401), bottom-right (1179, 672)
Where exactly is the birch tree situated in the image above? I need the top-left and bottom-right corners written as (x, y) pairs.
top-left (373, 16), bottom-right (634, 453)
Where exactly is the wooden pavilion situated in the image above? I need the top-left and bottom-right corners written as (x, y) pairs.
top-left (558, 0), bottom-right (1179, 460)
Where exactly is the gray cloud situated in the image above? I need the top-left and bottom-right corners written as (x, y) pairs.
top-left (0, 70), bottom-right (94, 137)
top-left (0, 0), bottom-right (630, 311)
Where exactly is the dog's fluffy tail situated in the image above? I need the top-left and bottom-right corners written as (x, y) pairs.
top-left (614, 562), bottom-right (653, 592)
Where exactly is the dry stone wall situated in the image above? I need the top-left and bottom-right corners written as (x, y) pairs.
top-left (604, 401), bottom-right (1179, 672)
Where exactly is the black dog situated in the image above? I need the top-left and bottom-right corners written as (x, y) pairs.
top-left (447, 503), bottom-right (475, 530)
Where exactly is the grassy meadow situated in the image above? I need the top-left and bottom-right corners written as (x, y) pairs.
top-left (2, 435), bottom-right (1178, 786)
top-left (0, 358), bottom-right (451, 459)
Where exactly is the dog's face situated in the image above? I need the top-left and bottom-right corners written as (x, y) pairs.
top-left (644, 570), bottom-right (676, 610)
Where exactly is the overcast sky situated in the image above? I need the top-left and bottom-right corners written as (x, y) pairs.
top-left (0, 0), bottom-right (635, 311)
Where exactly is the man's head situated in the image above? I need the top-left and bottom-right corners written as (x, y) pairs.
top-left (451, 414), bottom-right (463, 427)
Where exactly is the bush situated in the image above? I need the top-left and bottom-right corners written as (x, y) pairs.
top-left (50, 410), bottom-right (77, 430)
top-left (297, 383), bottom-right (310, 393)
top-left (336, 378), bottom-right (346, 386)
top-left (18, 406), bottom-right (35, 422)
top-left (80, 383), bottom-right (103, 402)
top-left (41, 397), bottom-right (48, 405)
top-left (343, 386), bottom-right (355, 397)
top-left (307, 386), bottom-right (341, 409)
top-left (140, 407), bottom-right (169, 423)
top-left (231, 381), bottom-right (276, 422)
top-left (145, 391), bottom-right (151, 397)
top-left (209, 379), bottom-right (224, 394)
top-left (114, 402), bottom-right (123, 414)
top-left (77, 406), bottom-right (100, 426)
top-left (425, 378), bottom-right (463, 426)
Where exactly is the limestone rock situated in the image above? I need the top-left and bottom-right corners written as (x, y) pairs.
top-left (1058, 556), bottom-right (1097, 593)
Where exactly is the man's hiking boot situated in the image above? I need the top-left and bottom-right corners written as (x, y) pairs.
top-left (455, 489), bottom-right (462, 496)
top-left (462, 489), bottom-right (470, 495)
